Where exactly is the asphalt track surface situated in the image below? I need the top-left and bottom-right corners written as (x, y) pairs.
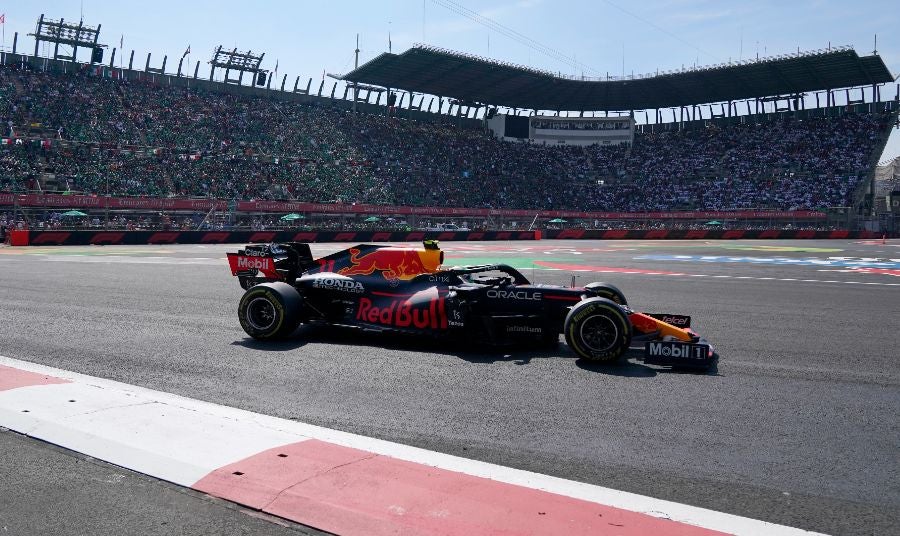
top-left (0, 239), bottom-right (898, 536)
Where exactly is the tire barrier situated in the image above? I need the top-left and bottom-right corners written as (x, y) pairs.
top-left (542, 229), bottom-right (888, 240)
top-left (11, 229), bottom-right (541, 246)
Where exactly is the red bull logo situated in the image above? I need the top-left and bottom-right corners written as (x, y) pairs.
top-left (356, 297), bottom-right (447, 329)
top-left (338, 247), bottom-right (439, 280)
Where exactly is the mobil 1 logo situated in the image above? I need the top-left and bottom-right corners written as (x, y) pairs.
top-left (644, 341), bottom-right (710, 364)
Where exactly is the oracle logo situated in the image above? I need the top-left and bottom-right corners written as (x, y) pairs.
top-left (486, 289), bottom-right (542, 300)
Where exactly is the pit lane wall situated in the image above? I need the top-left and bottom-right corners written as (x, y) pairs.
top-left (7, 230), bottom-right (540, 246)
top-left (542, 229), bottom-right (886, 239)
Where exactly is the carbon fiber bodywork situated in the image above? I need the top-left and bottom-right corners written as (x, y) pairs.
top-left (227, 242), bottom-right (716, 368)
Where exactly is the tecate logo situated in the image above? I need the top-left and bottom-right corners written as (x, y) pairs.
top-left (486, 289), bottom-right (542, 300)
top-left (237, 256), bottom-right (272, 270)
top-left (313, 277), bottom-right (364, 293)
top-left (356, 297), bottom-right (447, 329)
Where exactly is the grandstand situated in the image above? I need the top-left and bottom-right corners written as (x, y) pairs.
top-left (1, 14), bottom-right (898, 234)
top-left (875, 157), bottom-right (900, 231)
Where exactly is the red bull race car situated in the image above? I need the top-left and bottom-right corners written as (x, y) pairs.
top-left (227, 241), bottom-right (716, 369)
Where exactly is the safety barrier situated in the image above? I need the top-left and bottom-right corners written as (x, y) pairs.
top-left (9, 230), bottom-right (540, 246)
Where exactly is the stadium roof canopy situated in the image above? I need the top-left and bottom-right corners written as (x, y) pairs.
top-left (340, 45), bottom-right (896, 112)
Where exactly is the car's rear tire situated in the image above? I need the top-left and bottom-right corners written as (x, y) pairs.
top-left (564, 298), bottom-right (632, 362)
top-left (238, 282), bottom-right (302, 339)
top-left (583, 282), bottom-right (627, 305)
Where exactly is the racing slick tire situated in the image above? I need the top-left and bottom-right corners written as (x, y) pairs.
top-left (564, 298), bottom-right (632, 363)
top-left (583, 282), bottom-right (627, 305)
top-left (238, 282), bottom-right (302, 340)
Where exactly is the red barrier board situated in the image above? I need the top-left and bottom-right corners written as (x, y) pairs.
top-left (8, 230), bottom-right (29, 246)
top-left (13, 230), bottom-right (541, 246)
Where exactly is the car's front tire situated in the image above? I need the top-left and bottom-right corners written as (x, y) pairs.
top-left (564, 298), bottom-right (632, 362)
top-left (583, 282), bottom-right (627, 305)
top-left (238, 282), bottom-right (302, 339)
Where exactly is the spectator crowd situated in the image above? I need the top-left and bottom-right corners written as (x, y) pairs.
top-left (0, 63), bottom-right (894, 213)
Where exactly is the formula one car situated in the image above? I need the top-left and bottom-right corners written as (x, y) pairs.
top-left (227, 241), bottom-right (716, 369)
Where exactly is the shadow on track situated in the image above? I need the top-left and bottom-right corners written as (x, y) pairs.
top-left (231, 325), bottom-right (715, 376)
top-left (576, 354), bottom-right (659, 377)
top-left (576, 349), bottom-right (719, 377)
top-left (232, 325), bottom-right (558, 365)
top-left (230, 337), bottom-right (310, 352)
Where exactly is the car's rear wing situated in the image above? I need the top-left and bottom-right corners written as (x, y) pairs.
top-left (227, 242), bottom-right (316, 282)
top-left (227, 240), bottom-right (446, 288)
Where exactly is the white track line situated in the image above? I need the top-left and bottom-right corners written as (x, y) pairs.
top-left (0, 355), bottom-right (825, 536)
top-left (574, 270), bottom-right (900, 287)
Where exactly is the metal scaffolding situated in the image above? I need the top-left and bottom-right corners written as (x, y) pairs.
top-left (209, 46), bottom-right (267, 85)
top-left (29, 14), bottom-right (105, 63)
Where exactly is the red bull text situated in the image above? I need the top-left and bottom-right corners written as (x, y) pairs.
top-left (356, 297), bottom-right (448, 329)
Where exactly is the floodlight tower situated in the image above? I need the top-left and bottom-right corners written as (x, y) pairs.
top-left (29, 14), bottom-right (106, 63)
top-left (208, 46), bottom-right (268, 86)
